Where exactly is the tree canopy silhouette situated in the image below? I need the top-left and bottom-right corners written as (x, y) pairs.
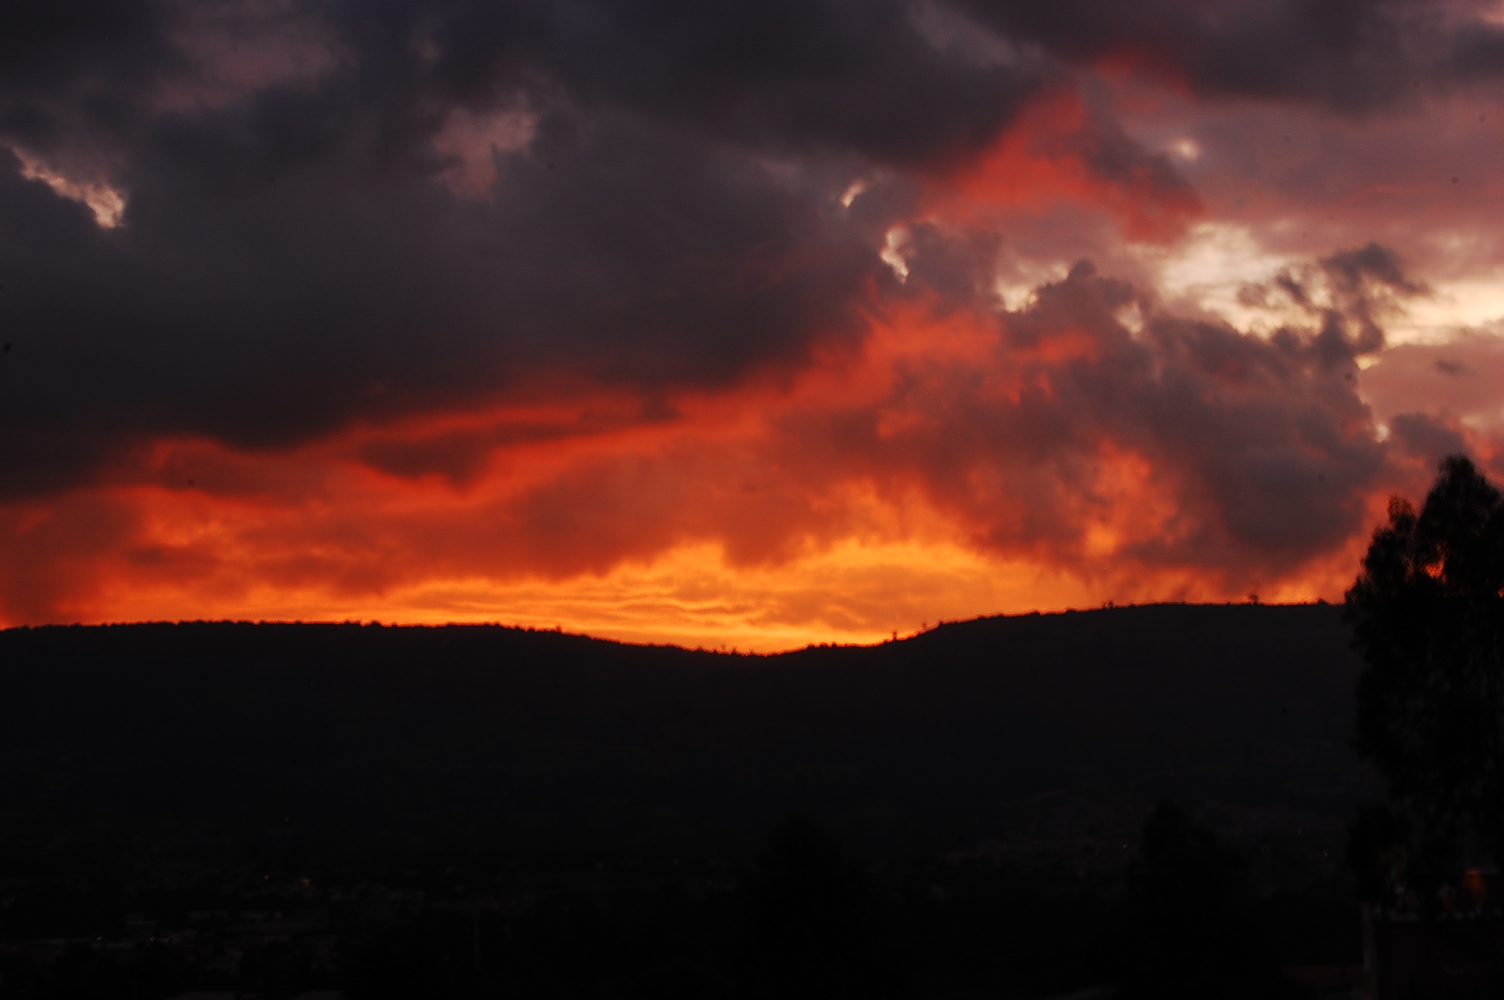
top-left (1346, 455), bottom-right (1504, 876)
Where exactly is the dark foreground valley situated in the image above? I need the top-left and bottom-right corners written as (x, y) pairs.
top-left (0, 604), bottom-right (1372, 998)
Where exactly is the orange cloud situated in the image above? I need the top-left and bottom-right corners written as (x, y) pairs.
top-left (922, 90), bottom-right (1203, 243)
top-left (0, 267), bottom-right (1402, 648)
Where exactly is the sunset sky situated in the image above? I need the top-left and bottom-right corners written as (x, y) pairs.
top-left (3, 0), bottom-right (1503, 649)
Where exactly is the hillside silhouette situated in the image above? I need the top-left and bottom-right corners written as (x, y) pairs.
top-left (0, 603), bottom-right (1371, 867)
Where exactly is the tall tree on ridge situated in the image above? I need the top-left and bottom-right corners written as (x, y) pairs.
top-left (1346, 455), bottom-right (1504, 895)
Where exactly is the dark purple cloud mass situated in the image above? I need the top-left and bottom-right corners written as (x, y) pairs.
top-left (962, 0), bottom-right (1504, 107)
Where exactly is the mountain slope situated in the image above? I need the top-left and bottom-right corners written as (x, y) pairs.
top-left (0, 603), bottom-right (1373, 861)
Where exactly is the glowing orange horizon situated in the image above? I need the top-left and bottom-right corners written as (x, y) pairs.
top-left (0, 282), bottom-right (1390, 651)
top-left (5, 534), bottom-right (1367, 654)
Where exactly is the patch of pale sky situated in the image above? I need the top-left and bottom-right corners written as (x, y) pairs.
top-left (1132, 221), bottom-right (1298, 330)
top-left (994, 256), bottom-right (1072, 313)
top-left (1387, 274), bottom-right (1504, 343)
top-left (1168, 137), bottom-right (1201, 162)
top-left (994, 282), bottom-right (1036, 312)
top-left (1133, 222), bottom-right (1504, 351)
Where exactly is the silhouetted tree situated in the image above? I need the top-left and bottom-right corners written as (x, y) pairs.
top-left (1346, 455), bottom-right (1504, 893)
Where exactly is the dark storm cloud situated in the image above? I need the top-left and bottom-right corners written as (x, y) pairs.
top-left (0, 111), bottom-right (878, 485)
top-left (958, 0), bottom-right (1504, 110)
top-left (1267, 242), bottom-right (1427, 358)
top-left (0, 0), bottom-right (166, 109)
top-left (778, 256), bottom-right (1394, 574)
top-left (1386, 412), bottom-right (1471, 467)
top-left (393, 0), bottom-right (1043, 166)
top-left (1, 0), bottom-right (1496, 503)
top-left (0, 0), bottom-right (1055, 497)
top-left (1018, 267), bottom-right (1386, 564)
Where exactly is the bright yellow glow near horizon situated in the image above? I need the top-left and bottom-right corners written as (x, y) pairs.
top-left (34, 536), bottom-right (1360, 653)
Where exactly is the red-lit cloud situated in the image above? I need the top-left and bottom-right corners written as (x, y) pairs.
top-left (2, 0), bottom-right (1503, 648)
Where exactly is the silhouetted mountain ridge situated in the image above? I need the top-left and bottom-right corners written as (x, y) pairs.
top-left (0, 603), bottom-right (1372, 862)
